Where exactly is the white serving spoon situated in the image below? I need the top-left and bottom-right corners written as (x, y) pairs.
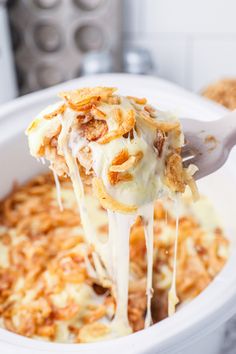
top-left (181, 110), bottom-right (236, 179)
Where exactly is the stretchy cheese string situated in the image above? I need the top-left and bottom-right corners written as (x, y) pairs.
top-left (57, 112), bottom-right (108, 283)
top-left (53, 170), bottom-right (63, 212)
top-left (168, 196), bottom-right (180, 316)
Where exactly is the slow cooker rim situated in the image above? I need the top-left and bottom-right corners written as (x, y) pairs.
top-left (0, 74), bottom-right (234, 353)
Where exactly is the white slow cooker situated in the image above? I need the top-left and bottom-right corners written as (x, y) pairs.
top-left (0, 74), bottom-right (236, 354)
top-left (0, 0), bottom-right (17, 103)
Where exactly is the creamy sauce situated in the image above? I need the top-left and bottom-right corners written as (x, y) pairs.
top-left (26, 92), bottom-right (185, 337)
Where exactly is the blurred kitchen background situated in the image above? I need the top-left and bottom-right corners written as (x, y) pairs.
top-left (1, 0), bottom-right (236, 104)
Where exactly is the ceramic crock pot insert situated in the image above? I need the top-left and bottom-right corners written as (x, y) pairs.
top-left (0, 74), bottom-right (236, 354)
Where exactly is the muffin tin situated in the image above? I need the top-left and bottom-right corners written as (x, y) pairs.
top-left (7, 0), bottom-right (122, 94)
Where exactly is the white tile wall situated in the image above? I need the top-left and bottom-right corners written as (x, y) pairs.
top-left (192, 38), bottom-right (236, 92)
top-left (144, 0), bottom-right (236, 34)
top-left (124, 0), bottom-right (236, 92)
top-left (125, 35), bottom-right (189, 87)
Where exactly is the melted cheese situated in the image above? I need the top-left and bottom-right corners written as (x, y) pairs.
top-left (168, 197), bottom-right (180, 316)
top-left (140, 203), bottom-right (154, 328)
top-left (58, 111), bottom-right (110, 284)
top-left (53, 170), bottom-right (63, 212)
top-left (109, 212), bottom-right (135, 334)
top-left (56, 107), bottom-right (159, 335)
top-left (26, 92), bottom-right (185, 337)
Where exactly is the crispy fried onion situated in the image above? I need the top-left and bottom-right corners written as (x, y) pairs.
top-left (92, 177), bottom-right (137, 213)
top-left (108, 171), bottom-right (133, 186)
top-left (26, 118), bottom-right (41, 134)
top-left (82, 304), bottom-right (106, 324)
top-left (139, 111), bottom-right (180, 132)
top-left (108, 149), bottom-right (134, 185)
top-left (165, 153), bottom-right (186, 193)
top-left (44, 104), bottom-right (66, 120)
top-left (110, 150), bottom-right (144, 172)
top-left (111, 148), bottom-right (129, 165)
top-left (104, 95), bottom-right (121, 105)
top-left (91, 105), bottom-right (107, 120)
top-left (59, 87), bottom-right (116, 111)
top-left (77, 322), bottom-right (110, 343)
top-left (127, 96), bottom-right (147, 105)
top-left (98, 109), bottom-right (136, 144)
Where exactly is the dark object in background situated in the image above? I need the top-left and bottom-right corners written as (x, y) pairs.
top-left (7, 0), bottom-right (122, 94)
